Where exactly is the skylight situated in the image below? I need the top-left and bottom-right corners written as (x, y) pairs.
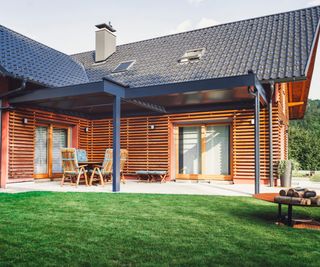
top-left (179, 48), bottom-right (205, 63)
top-left (112, 60), bottom-right (135, 73)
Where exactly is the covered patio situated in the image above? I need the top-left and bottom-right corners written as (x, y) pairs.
top-left (6, 71), bottom-right (269, 193)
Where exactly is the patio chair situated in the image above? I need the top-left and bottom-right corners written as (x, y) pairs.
top-left (89, 149), bottom-right (128, 185)
top-left (76, 149), bottom-right (88, 163)
top-left (61, 148), bottom-right (88, 186)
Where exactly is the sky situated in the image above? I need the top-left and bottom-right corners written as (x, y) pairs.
top-left (1, 0), bottom-right (320, 99)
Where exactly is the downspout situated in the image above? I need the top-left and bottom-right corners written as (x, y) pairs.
top-left (0, 79), bottom-right (27, 187)
top-left (269, 82), bottom-right (275, 187)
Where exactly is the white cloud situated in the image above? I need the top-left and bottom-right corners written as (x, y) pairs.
top-left (188, 0), bottom-right (206, 5)
top-left (196, 17), bottom-right (219, 28)
top-left (308, 0), bottom-right (320, 6)
top-left (169, 19), bottom-right (193, 34)
top-left (169, 17), bottom-right (219, 34)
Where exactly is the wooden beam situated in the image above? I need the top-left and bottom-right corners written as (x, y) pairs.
top-left (288, 101), bottom-right (304, 107)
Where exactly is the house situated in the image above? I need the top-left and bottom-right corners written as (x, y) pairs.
top-left (0, 6), bottom-right (319, 192)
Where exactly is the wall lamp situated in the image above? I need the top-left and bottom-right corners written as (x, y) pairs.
top-left (84, 127), bottom-right (89, 133)
top-left (22, 118), bottom-right (28, 124)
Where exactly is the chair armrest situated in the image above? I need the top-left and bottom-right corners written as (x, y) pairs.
top-left (79, 165), bottom-right (88, 167)
top-left (94, 165), bottom-right (103, 168)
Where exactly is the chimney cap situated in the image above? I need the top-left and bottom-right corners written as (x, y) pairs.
top-left (95, 22), bottom-right (116, 32)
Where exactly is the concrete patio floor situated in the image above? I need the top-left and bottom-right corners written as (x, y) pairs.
top-left (2, 178), bottom-right (319, 196)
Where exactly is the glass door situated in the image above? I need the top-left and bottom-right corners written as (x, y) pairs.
top-left (34, 126), bottom-right (49, 177)
top-left (204, 125), bottom-right (230, 175)
top-left (178, 127), bottom-right (201, 175)
top-left (34, 125), bottom-right (69, 178)
top-left (52, 128), bottom-right (68, 174)
top-left (176, 124), bottom-right (230, 180)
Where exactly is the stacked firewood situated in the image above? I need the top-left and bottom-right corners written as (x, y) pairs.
top-left (274, 187), bottom-right (320, 205)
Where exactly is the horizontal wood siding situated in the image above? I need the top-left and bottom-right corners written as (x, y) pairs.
top-left (8, 108), bottom-right (90, 180)
top-left (8, 90), bottom-right (287, 183)
top-left (91, 107), bottom-right (282, 182)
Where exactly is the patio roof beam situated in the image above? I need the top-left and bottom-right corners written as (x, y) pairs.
top-left (125, 99), bottom-right (167, 113)
top-left (9, 78), bottom-right (127, 104)
top-left (124, 73), bottom-right (263, 99)
top-left (9, 81), bottom-right (105, 104)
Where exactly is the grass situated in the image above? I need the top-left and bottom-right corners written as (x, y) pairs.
top-left (0, 192), bottom-right (320, 266)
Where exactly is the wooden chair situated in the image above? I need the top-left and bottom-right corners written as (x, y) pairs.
top-left (90, 149), bottom-right (128, 185)
top-left (61, 148), bottom-right (88, 186)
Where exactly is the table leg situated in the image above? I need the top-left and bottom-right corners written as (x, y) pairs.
top-left (277, 203), bottom-right (282, 221)
top-left (287, 204), bottom-right (293, 226)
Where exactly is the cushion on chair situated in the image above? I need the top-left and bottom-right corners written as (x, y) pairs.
top-left (76, 149), bottom-right (88, 163)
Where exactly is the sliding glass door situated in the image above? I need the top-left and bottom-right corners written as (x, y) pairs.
top-left (176, 124), bottom-right (230, 180)
top-left (204, 126), bottom-right (229, 175)
top-left (34, 127), bottom-right (49, 176)
top-left (52, 128), bottom-right (68, 174)
top-left (178, 127), bottom-right (201, 175)
top-left (34, 125), bottom-right (69, 178)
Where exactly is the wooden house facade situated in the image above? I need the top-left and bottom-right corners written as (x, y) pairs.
top-left (0, 6), bottom-right (319, 191)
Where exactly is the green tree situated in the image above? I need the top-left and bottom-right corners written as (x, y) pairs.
top-left (289, 100), bottom-right (320, 170)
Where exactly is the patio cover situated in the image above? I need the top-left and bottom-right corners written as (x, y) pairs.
top-left (8, 72), bottom-right (268, 192)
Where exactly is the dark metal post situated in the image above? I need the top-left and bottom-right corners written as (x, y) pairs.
top-left (269, 83), bottom-right (274, 187)
top-left (254, 90), bottom-right (260, 194)
top-left (112, 95), bottom-right (121, 192)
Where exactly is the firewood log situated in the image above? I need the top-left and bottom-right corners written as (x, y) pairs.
top-left (279, 189), bottom-right (289, 196)
top-left (286, 188), bottom-right (311, 197)
top-left (310, 196), bottom-right (320, 205)
top-left (274, 196), bottom-right (311, 205)
top-left (303, 191), bottom-right (317, 198)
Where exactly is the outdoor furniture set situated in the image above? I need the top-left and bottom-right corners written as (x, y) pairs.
top-left (61, 148), bottom-right (167, 186)
top-left (60, 148), bottom-right (128, 186)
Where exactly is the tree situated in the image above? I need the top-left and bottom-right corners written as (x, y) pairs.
top-left (289, 100), bottom-right (320, 170)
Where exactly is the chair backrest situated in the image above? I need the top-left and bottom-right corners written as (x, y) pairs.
top-left (61, 148), bottom-right (79, 173)
top-left (120, 149), bottom-right (128, 172)
top-left (76, 149), bottom-right (88, 163)
top-left (102, 149), bottom-right (113, 173)
top-left (102, 149), bottom-right (128, 173)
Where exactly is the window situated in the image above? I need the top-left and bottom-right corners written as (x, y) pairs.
top-left (177, 125), bottom-right (230, 178)
top-left (112, 60), bottom-right (135, 73)
top-left (179, 48), bottom-right (205, 63)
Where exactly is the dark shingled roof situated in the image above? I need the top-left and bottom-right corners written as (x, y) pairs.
top-left (72, 6), bottom-right (320, 88)
top-left (0, 25), bottom-right (88, 87)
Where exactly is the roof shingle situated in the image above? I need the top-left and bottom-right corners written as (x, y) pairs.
top-left (73, 6), bottom-right (320, 88)
top-left (0, 25), bottom-right (88, 87)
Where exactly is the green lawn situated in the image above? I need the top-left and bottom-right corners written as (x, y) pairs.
top-left (1, 193), bottom-right (320, 266)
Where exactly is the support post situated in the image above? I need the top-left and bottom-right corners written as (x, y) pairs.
top-left (269, 83), bottom-right (274, 187)
top-left (0, 99), bottom-right (9, 189)
top-left (254, 90), bottom-right (260, 194)
top-left (112, 95), bottom-right (121, 192)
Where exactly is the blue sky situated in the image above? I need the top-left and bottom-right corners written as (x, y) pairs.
top-left (1, 0), bottom-right (320, 99)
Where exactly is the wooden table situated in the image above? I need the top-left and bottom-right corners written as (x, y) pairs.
top-left (254, 193), bottom-right (320, 228)
top-left (79, 161), bottom-right (102, 167)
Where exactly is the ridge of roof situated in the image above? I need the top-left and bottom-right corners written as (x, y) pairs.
top-left (71, 5), bottom-right (320, 56)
